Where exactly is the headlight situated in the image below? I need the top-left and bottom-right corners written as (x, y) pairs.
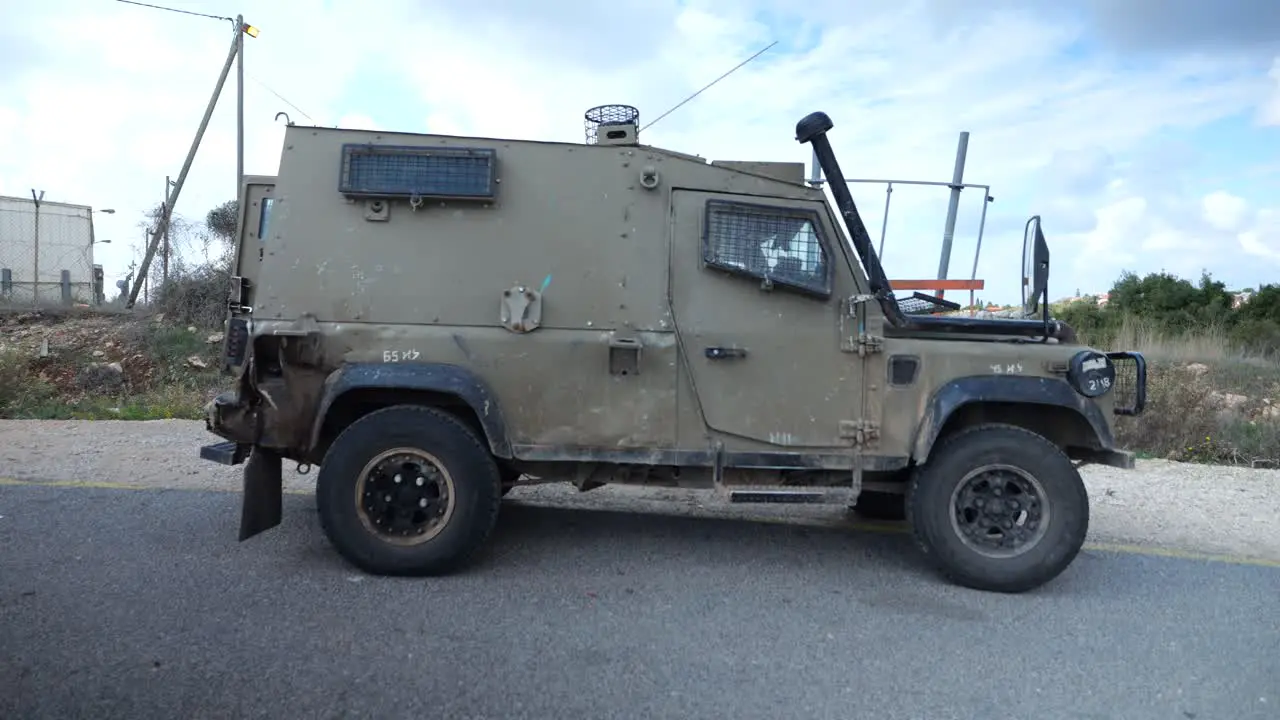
top-left (1067, 350), bottom-right (1116, 398)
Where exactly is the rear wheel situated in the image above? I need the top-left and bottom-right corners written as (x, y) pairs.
top-left (316, 404), bottom-right (503, 576)
top-left (906, 423), bottom-right (1089, 593)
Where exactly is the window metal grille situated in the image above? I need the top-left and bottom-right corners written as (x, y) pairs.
top-left (702, 200), bottom-right (830, 296)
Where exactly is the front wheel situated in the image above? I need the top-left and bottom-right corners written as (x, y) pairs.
top-left (316, 404), bottom-right (503, 576)
top-left (906, 423), bottom-right (1089, 593)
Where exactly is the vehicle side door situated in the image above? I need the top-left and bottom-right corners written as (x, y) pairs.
top-left (669, 190), bottom-right (867, 455)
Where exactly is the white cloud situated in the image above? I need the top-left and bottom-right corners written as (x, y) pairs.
top-left (0, 0), bottom-right (1277, 301)
top-left (1202, 190), bottom-right (1251, 232)
top-left (1193, 190), bottom-right (1280, 271)
top-left (1262, 57), bottom-right (1280, 126)
top-left (1240, 208), bottom-right (1280, 261)
top-left (1054, 188), bottom-right (1280, 289)
top-left (1061, 196), bottom-right (1146, 274)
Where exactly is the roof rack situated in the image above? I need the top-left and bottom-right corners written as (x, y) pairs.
top-left (807, 132), bottom-right (995, 317)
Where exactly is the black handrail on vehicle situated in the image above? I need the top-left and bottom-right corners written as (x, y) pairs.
top-left (795, 111), bottom-right (1073, 342)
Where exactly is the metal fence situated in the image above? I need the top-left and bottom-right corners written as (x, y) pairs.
top-left (0, 194), bottom-right (105, 307)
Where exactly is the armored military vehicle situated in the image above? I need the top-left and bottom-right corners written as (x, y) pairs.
top-left (200, 105), bottom-right (1146, 593)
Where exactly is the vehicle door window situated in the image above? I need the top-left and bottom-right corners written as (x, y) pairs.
top-left (702, 199), bottom-right (830, 297)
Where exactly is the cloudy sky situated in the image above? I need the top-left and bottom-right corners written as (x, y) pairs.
top-left (2, 0), bottom-right (1278, 304)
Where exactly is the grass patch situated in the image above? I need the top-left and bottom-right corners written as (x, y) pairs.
top-left (6, 303), bottom-right (1280, 467)
top-left (0, 312), bottom-right (229, 421)
top-left (7, 388), bottom-right (211, 420)
top-left (1081, 316), bottom-right (1280, 465)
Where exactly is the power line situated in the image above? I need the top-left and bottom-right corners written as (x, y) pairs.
top-left (114, 0), bottom-right (234, 23)
top-left (640, 40), bottom-right (778, 133)
top-left (248, 73), bottom-right (317, 124)
top-left (114, 1), bottom-right (319, 125)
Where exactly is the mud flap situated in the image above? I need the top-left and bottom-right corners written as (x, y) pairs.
top-left (239, 447), bottom-right (283, 541)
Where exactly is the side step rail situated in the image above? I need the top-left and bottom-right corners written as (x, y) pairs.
top-left (718, 486), bottom-right (859, 505)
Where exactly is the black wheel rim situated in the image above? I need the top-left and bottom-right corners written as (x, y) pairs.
top-left (948, 463), bottom-right (1050, 558)
top-left (354, 448), bottom-right (455, 546)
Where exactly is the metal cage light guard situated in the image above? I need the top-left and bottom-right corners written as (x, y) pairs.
top-left (584, 105), bottom-right (640, 144)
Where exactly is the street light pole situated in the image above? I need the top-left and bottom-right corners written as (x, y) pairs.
top-left (162, 175), bottom-right (172, 285)
top-left (125, 20), bottom-right (240, 309)
top-left (115, 1), bottom-right (252, 197)
top-left (113, 3), bottom-right (257, 309)
top-left (31, 189), bottom-right (43, 306)
top-left (236, 13), bottom-right (245, 196)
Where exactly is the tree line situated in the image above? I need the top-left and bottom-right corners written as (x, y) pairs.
top-left (1055, 270), bottom-right (1280, 356)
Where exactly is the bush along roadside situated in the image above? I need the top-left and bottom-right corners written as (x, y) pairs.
top-left (1112, 357), bottom-right (1280, 467)
top-left (0, 310), bottom-right (230, 420)
top-left (5, 307), bottom-right (1280, 467)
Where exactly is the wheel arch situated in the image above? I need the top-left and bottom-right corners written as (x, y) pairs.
top-left (307, 362), bottom-right (512, 464)
top-left (912, 375), bottom-right (1115, 465)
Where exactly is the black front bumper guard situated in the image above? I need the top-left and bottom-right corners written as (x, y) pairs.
top-left (1105, 351), bottom-right (1147, 416)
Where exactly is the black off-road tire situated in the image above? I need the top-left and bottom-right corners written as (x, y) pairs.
top-left (316, 404), bottom-right (503, 576)
top-left (906, 423), bottom-right (1089, 593)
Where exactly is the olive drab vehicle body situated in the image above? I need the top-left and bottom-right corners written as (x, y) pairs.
top-left (200, 105), bottom-right (1148, 593)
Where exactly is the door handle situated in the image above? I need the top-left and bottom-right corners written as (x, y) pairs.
top-left (705, 346), bottom-right (747, 360)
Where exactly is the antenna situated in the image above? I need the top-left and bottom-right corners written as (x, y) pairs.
top-left (639, 40), bottom-right (778, 134)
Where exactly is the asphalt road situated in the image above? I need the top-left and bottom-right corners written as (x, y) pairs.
top-left (1, 482), bottom-right (1277, 720)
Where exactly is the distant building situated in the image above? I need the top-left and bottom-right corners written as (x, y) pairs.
top-left (1055, 293), bottom-right (1109, 307)
top-left (0, 194), bottom-right (105, 305)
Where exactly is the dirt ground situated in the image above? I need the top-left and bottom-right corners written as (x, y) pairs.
top-left (2, 418), bottom-right (1277, 563)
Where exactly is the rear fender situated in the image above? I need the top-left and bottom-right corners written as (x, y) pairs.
top-left (307, 362), bottom-right (512, 458)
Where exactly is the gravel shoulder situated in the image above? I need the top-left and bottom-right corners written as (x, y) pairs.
top-left (2, 418), bottom-right (1278, 562)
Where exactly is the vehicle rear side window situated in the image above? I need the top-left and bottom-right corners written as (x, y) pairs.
top-left (701, 199), bottom-right (830, 297)
top-left (257, 198), bottom-right (274, 242)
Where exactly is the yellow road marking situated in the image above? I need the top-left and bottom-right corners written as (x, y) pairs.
top-left (3, 476), bottom-right (1278, 568)
top-left (0, 477), bottom-right (312, 496)
top-left (1080, 541), bottom-right (1280, 569)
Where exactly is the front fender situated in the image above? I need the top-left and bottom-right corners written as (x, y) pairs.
top-left (308, 362), bottom-right (512, 458)
top-left (912, 375), bottom-right (1116, 462)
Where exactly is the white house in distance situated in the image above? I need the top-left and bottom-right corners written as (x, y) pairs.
top-left (1057, 290), bottom-right (1256, 309)
top-left (0, 194), bottom-right (106, 306)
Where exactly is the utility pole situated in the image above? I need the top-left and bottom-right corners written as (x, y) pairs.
top-left (126, 19), bottom-right (241, 308)
top-left (236, 13), bottom-right (245, 194)
top-left (162, 175), bottom-right (171, 285)
top-left (30, 189), bottom-right (43, 306)
top-left (114, 2), bottom-right (253, 230)
top-left (936, 131), bottom-right (970, 284)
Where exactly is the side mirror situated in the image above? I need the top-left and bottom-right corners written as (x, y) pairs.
top-left (1023, 216), bottom-right (1050, 316)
